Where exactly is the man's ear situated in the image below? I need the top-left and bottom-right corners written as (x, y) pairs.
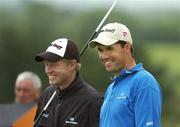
top-left (124, 43), bottom-right (132, 53)
top-left (69, 60), bottom-right (78, 70)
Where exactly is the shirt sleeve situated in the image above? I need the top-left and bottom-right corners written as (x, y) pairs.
top-left (134, 86), bottom-right (162, 127)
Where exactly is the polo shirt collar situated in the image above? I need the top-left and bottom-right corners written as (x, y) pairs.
top-left (112, 63), bottom-right (144, 81)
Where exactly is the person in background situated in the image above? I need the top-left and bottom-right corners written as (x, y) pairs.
top-left (89, 22), bottom-right (162, 127)
top-left (34, 38), bottom-right (102, 127)
top-left (15, 71), bottom-right (42, 104)
top-left (0, 71), bottom-right (42, 127)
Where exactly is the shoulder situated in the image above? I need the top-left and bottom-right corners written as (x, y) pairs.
top-left (80, 81), bottom-right (98, 95)
top-left (136, 69), bottom-right (159, 84)
top-left (132, 69), bottom-right (161, 93)
top-left (42, 86), bottom-right (56, 96)
top-left (127, 69), bottom-right (162, 104)
top-left (37, 86), bottom-right (57, 103)
top-left (79, 81), bottom-right (103, 103)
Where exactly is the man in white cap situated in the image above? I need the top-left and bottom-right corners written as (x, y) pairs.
top-left (89, 22), bottom-right (162, 127)
top-left (34, 38), bottom-right (102, 127)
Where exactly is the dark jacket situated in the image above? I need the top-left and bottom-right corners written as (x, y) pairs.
top-left (34, 75), bottom-right (103, 127)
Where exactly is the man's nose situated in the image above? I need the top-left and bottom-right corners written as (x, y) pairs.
top-left (17, 90), bottom-right (25, 97)
top-left (45, 64), bottom-right (53, 74)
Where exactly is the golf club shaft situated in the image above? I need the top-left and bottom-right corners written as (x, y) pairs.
top-left (80, 0), bottom-right (119, 56)
top-left (34, 91), bottom-right (57, 127)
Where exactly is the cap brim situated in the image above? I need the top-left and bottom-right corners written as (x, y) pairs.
top-left (35, 52), bottom-right (62, 62)
top-left (88, 37), bottom-right (119, 48)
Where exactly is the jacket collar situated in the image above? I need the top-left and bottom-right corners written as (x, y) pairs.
top-left (55, 73), bottom-right (82, 97)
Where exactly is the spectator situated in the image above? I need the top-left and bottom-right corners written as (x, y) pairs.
top-left (15, 71), bottom-right (41, 104)
top-left (0, 71), bottom-right (42, 127)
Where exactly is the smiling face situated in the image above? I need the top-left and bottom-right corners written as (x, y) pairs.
top-left (97, 43), bottom-right (127, 76)
top-left (44, 59), bottom-right (77, 89)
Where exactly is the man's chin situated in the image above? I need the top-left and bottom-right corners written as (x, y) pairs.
top-left (105, 68), bottom-right (113, 72)
top-left (105, 68), bottom-right (119, 74)
top-left (49, 81), bottom-right (57, 86)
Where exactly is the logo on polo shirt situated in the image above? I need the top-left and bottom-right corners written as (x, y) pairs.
top-left (117, 93), bottom-right (127, 99)
top-left (146, 121), bottom-right (153, 126)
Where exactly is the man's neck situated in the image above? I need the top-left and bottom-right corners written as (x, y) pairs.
top-left (59, 73), bottom-right (76, 90)
top-left (114, 58), bottom-right (136, 77)
top-left (124, 58), bottom-right (136, 70)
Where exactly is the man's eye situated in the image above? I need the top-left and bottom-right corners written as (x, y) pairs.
top-left (106, 47), bottom-right (113, 51)
top-left (16, 88), bottom-right (30, 92)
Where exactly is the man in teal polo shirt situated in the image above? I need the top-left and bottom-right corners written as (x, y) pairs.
top-left (89, 22), bottom-right (162, 127)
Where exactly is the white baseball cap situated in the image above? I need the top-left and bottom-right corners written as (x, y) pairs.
top-left (89, 22), bottom-right (133, 48)
top-left (35, 38), bottom-right (80, 62)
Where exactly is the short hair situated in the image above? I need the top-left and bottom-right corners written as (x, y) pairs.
top-left (15, 71), bottom-right (42, 90)
top-left (64, 59), bottom-right (81, 72)
top-left (117, 40), bottom-right (134, 57)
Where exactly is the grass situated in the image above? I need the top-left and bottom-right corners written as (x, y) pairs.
top-left (145, 42), bottom-right (180, 75)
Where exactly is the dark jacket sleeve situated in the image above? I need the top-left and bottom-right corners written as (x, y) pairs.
top-left (88, 96), bottom-right (103, 127)
top-left (34, 92), bottom-right (45, 121)
top-left (34, 86), bottom-right (56, 122)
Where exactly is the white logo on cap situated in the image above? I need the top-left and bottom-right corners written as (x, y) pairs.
top-left (46, 38), bottom-right (68, 57)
